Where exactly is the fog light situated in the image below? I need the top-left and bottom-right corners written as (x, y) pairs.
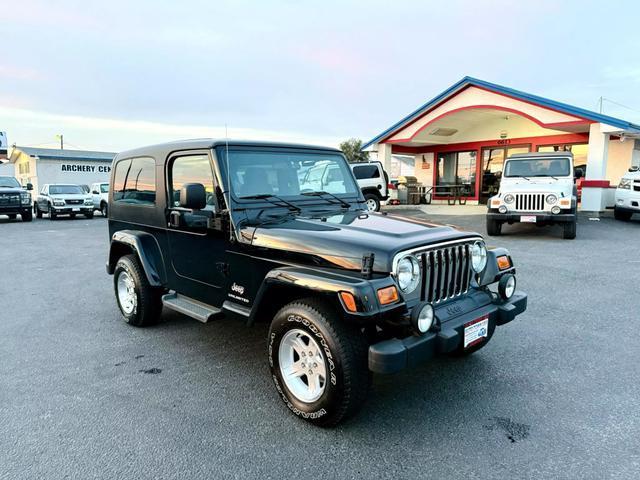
top-left (498, 205), bottom-right (507, 214)
top-left (498, 274), bottom-right (516, 300)
top-left (551, 206), bottom-right (561, 214)
top-left (410, 302), bottom-right (434, 334)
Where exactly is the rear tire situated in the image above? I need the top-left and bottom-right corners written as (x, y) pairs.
top-left (562, 220), bottom-right (577, 240)
top-left (268, 298), bottom-right (370, 427)
top-left (113, 254), bottom-right (162, 327)
top-left (486, 217), bottom-right (502, 236)
top-left (364, 193), bottom-right (381, 212)
top-left (614, 207), bottom-right (632, 221)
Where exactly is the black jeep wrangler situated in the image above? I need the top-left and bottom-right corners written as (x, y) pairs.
top-left (106, 140), bottom-right (527, 426)
top-left (0, 175), bottom-right (33, 222)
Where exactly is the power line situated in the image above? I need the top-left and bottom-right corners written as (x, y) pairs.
top-left (598, 96), bottom-right (640, 116)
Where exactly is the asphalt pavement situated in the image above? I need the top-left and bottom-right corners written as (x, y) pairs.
top-left (1, 211), bottom-right (639, 479)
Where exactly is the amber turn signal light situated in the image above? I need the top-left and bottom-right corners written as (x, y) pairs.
top-left (339, 291), bottom-right (358, 312)
top-left (377, 286), bottom-right (399, 305)
top-left (497, 255), bottom-right (511, 270)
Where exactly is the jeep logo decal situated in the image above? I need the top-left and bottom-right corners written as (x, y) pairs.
top-left (231, 283), bottom-right (245, 295)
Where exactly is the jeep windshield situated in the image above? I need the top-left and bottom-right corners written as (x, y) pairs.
top-left (0, 176), bottom-right (21, 188)
top-left (50, 185), bottom-right (84, 195)
top-left (504, 158), bottom-right (571, 178)
top-left (224, 150), bottom-right (360, 203)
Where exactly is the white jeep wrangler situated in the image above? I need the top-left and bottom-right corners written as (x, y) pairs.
top-left (486, 152), bottom-right (580, 240)
top-left (614, 166), bottom-right (640, 221)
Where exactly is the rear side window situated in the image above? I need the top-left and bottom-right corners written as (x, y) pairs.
top-left (113, 157), bottom-right (156, 205)
top-left (353, 164), bottom-right (380, 179)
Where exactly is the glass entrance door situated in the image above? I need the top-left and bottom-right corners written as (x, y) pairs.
top-left (480, 145), bottom-right (530, 203)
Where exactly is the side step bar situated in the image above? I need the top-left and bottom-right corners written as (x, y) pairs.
top-left (161, 292), bottom-right (222, 323)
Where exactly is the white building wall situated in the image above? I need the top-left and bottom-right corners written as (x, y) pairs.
top-left (32, 159), bottom-right (112, 194)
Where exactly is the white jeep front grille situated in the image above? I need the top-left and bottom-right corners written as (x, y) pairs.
top-left (515, 193), bottom-right (545, 212)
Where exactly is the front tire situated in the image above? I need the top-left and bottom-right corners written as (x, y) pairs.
top-left (562, 220), bottom-right (577, 240)
top-left (7, 214), bottom-right (16, 220)
top-left (35, 203), bottom-right (43, 218)
top-left (113, 254), bottom-right (162, 327)
top-left (364, 193), bottom-right (381, 212)
top-left (486, 217), bottom-right (502, 236)
top-left (614, 207), bottom-right (632, 221)
top-left (85, 211), bottom-right (94, 219)
top-left (48, 204), bottom-right (56, 220)
top-left (268, 298), bottom-right (370, 427)
top-left (100, 202), bottom-right (108, 217)
top-left (21, 210), bottom-right (33, 222)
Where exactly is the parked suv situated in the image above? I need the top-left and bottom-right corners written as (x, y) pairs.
top-left (349, 161), bottom-right (389, 212)
top-left (614, 166), bottom-right (640, 221)
top-left (106, 139), bottom-right (527, 426)
top-left (0, 176), bottom-right (33, 222)
top-left (91, 182), bottom-right (110, 216)
top-left (35, 184), bottom-right (95, 220)
top-left (486, 152), bottom-right (580, 239)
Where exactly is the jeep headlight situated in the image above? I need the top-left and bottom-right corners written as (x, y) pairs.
top-left (470, 241), bottom-right (487, 273)
top-left (619, 178), bottom-right (631, 190)
top-left (20, 193), bottom-right (31, 205)
top-left (396, 255), bottom-right (420, 293)
top-left (546, 194), bottom-right (558, 205)
top-left (503, 194), bottom-right (515, 204)
top-left (53, 199), bottom-right (65, 206)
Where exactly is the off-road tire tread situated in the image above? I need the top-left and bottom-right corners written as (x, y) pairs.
top-left (115, 254), bottom-right (162, 327)
top-left (273, 298), bottom-right (370, 427)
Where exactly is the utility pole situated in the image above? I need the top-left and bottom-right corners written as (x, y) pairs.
top-left (598, 96), bottom-right (603, 114)
top-left (56, 134), bottom-right (64, 150)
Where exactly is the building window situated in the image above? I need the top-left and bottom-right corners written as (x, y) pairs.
top-left (436, 151), bottom-right (477, 196)
top-left (112, 157), bottom-right (156, 205)
top-left (537, 143), bottom-right (588, 171)
top-left (18, 162), bottom-right (30, 174)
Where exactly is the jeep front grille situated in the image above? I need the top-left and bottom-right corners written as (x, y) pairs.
top-left (418, 242), bottom-right (473, 303)
top-left (0, 194), bottom-right (20, 206)
top-left (515, 193), bottom-right (545, 212)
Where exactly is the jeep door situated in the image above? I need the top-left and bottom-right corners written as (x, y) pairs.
top-left (165, 151), bottom-right (228, 305)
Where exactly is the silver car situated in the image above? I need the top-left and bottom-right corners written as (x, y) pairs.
top-left (34, 184), bottom-right (95, 220)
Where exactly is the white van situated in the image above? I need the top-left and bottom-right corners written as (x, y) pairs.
top-left (486, 152), bottom-right (581, 240)
top-left (614, 166), bottom-right (640, 221)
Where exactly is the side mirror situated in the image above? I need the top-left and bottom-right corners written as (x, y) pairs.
top-left (92, 190), bottom-right (99, 194)
top-left (179, 183), bottom-right (206, 210)
top-left (574, 168), bottom-right (584, 179)
top-left (629, 166), bottom-right (639, 173)
top-left (26, 183), bottom-right (33, 191)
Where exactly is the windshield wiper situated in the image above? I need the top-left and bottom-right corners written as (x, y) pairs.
top-left (301, 191), bottom-right (350, 208)
top-left (238, 194), bottom-right (301, 213)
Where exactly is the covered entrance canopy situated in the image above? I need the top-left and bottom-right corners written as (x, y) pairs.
top-left (364, 77), bottom-right (640, 211)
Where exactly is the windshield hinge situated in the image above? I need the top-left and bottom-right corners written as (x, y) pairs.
top-left (361, 253), bottom-right (375, 279)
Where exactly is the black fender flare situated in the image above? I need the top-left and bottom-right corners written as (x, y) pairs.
top-left (478, 247), bottom-right (516, 286)
top-left (360, 187), bottom-right (382, 199)
top-left (107, 230), bottom-right (167, 286)
top-left (247, 266), bottom-right (400, 325)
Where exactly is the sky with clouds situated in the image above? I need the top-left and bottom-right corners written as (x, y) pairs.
top-left (2, 0), bottom-right (640, 152)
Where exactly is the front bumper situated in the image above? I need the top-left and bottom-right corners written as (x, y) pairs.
top-left (487, 211), bottom-right (575, 223)
top-left (0, 204), bottom-right (31, 214)
top-left (52, 205), bottom-right (93, 214)
top-left (368, 291), bottom-right (527, 374)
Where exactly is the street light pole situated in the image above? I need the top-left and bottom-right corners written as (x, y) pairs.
top-left (56, 134), bottom-right (64, 150)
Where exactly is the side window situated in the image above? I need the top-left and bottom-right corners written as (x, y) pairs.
top-left (353, 165), bottom-right (380, 180)
top-left (170, 154), bottom-right (216, 210)
top-left (113, 157), bottom-right (156, 205)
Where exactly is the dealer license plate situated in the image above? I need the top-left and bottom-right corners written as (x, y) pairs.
top-left (464, 316), bottom-right (489, 349)
top-left (72, 208), bottom-right (80, 212)
top-left (520, 215), bottom-right (537, 223)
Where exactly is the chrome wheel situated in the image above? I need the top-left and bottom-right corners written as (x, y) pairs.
top-left (366, 198), bottom-right (378, 212)
top-left (278, 329), bottom-right (327, 403)
top-left (117, 270), bottom-right (137, 315)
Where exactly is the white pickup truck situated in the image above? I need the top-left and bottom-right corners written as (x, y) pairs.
top-left (486, 152), bottom-right (581, 240)
top-left (91, 182), bottom-right (109, 216)
top-left (614, 166), bottom-right (640, 221)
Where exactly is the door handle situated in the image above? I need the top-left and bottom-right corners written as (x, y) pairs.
top-left (169, 211), bottom-right (181, 228)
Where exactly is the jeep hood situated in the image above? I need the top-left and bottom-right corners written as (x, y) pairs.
top-left (240, 211), bottom-right (480, 272)
top-left (0, 187), bottom-right (23, 194)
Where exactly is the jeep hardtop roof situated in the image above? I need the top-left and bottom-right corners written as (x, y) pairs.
top-left (508, 151), bottom-right (574, 160)
top-left (115, 139), bottom-right (341, 162)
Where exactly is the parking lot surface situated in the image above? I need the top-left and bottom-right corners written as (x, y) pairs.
top-left (1, 212), bottom-right (639, 479)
